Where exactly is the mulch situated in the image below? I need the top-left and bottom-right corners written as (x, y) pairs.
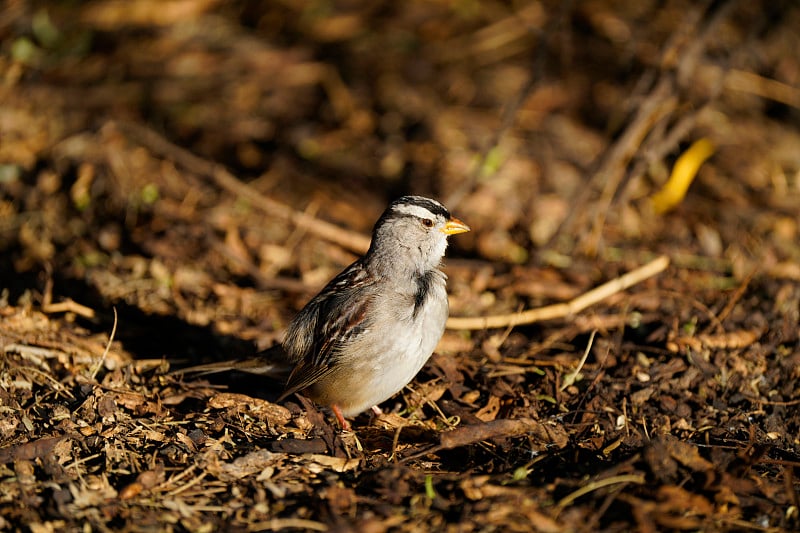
top-left (1, 1), bottom-right (799, 531)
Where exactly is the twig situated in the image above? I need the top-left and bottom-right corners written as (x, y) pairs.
top-left (113, 120), bottom-right (371, 254)
top-left (725, 69), bottom-right (800, 109)
top-left (555, 474), bottom-right (645, 512)
top-left (90, 306), bottom-right (117, 380)
top-left (41, 264), bottom-right (96, 318)
top-left (166, 472), bottom-right (208, 498)
top-left (583, 78), bottom-right (677, 254)
top-left (41, 299), bottom-right (97, 319)
top-left (711, 267), bottom-right (755, 327)
top-left (446, 255), bottom-right (669, 330)
top-left (555, 1), bottom-right (737, 255)
top-left (560, 329), bottom-right (596, 392)
top-left (248, 519), bottom-right (328, 532)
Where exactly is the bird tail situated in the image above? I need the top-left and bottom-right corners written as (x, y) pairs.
top-left (170, 345), bottom-right (291, 378)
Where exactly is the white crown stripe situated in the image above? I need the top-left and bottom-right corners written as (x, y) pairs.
top-left (391, 203), bottom-right (443, 220)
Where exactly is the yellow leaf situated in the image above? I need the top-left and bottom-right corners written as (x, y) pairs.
top-left (651, 138), bottom-right (715, 214)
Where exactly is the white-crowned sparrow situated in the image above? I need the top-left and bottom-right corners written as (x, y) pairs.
top-left (184, 196), bottom-right (469, 428)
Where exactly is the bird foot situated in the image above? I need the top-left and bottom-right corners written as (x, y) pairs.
top-left (332, 404), bottom-right (351, 431)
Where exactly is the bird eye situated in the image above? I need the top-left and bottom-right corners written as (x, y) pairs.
top-left (422, 218), bottom-right (434, 228)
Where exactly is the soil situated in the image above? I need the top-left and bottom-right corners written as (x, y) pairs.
top-left (1, 1), bottom-right (799, 531)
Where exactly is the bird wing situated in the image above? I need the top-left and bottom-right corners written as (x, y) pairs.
top-left (278, 261), bottom-right (375, 400)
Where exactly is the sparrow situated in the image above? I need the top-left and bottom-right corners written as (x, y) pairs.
top-left (182, 196), bottom-right (469, 429)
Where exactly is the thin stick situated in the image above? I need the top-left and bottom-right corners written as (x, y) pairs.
top-left (41, 299), bottom-right (97, 319)
top-left (114, 120), bottom-right (371, 254)
top-left (555, 474), bottom-right (645, 511)
top-left (711, 267), bottom-right (756, 327)
top-left (725, 68), bottom-right (800, 109)
top-left (90, 307), bottom-right (117, 380)
top-left (446, 255), bottom-right (669, 330)
top-left (560, 329), bottom-right (596, 392)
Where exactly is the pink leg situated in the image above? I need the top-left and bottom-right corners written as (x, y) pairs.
top-left (332, 404), bottom-right (351, 430)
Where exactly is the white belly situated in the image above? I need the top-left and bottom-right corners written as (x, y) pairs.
top-left (309, 276), bottom-right (448, 416)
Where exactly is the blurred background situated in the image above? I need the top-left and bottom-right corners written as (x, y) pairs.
top-left (2, 1), bottom-right (798, 341)
top-left (2, 1), bottom-right (800, 530)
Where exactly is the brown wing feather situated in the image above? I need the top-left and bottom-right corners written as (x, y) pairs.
top-left (279, 261), bottom-right (374, 399)
top-left (277, 358), bottom-right (336, 401)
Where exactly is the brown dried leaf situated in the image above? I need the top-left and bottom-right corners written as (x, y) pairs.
top-left (440, 418), bottom-right (568, 450)
top-left (203, 449), bottom-right (282, 482)
top-left (474, 395), bottom-right (501, 422)
top-left (207, 392), bottom-right (292, 426)
top-left (0, 436), bottom-right (66, 464)
top-left (664, 436), bottom-right (714, 473)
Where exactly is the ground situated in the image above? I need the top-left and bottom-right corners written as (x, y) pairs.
top-left (1, 1), bottom-right (799, 531)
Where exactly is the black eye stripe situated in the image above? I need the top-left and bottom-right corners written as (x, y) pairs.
top-left (390, 196), bottom-right (450, 219)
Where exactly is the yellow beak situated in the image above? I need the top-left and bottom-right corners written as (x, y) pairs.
top-left (440, 217), bottom-right (471, 235)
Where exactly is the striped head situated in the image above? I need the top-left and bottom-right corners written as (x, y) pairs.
top-left (368, 196), bottom-right (469, 274)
